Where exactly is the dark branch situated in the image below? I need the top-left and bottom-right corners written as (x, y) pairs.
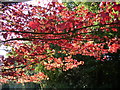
top-left (70, 22), bottom-right (119, 33)
top-left (0, 30), bottom-right (68, 35)
top-left (1, 55), bottom-right (50, 72)
top-left (0, 22), bottom-right (119, 43)
top-left (1, 37), bottom-right (73, 43)
top-left (0, 22), bottom-right (119, 35)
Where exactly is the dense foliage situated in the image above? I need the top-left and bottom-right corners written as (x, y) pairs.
top-left (45, 50), bottom-right (120, 88)
top-left (0, 1), bottom-right (120, 88)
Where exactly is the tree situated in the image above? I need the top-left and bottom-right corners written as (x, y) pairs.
top-left (0, 1), bottom-right (120, 86)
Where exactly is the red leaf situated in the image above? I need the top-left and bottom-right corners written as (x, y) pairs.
top-left (112, 4), bottom-right (120, 11)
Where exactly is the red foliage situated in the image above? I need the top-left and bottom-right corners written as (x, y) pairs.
top-left (112, 4), bottom-right (120, 11)
top-left (0, 2), bottom-right (120, 83)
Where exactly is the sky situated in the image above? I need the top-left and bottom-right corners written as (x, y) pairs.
top-left (0, 45), bottom-right (7, 56)
top-left (26, 0), bottom-right (62, 6)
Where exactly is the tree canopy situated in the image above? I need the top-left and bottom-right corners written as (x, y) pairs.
top-left (0, 1), bottom-right (120, 85)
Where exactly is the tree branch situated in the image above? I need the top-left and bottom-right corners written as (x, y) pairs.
top-left (0, 30), bottom-right (67, 35)
top-left (70, 22), bottom-right (119, 33)
top-left (0, 22), bottom-right (119, 43)
top-left (0, 22), bottom-right (118, 36)
top-left (1, 55), bottom-right (50, 72)
top-left (0, 37), bottom-right (73, 43)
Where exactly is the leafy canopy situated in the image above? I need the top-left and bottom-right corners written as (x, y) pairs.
top-left (0, 1), bottom-right (120, 83)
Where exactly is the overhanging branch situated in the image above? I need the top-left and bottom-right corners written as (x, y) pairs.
top-left (1, 55), bottom-right (50, 72)
top-left (0, 22), bottom-right (119, 43)
top-left (0, 22), bottom-right (119, 35)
